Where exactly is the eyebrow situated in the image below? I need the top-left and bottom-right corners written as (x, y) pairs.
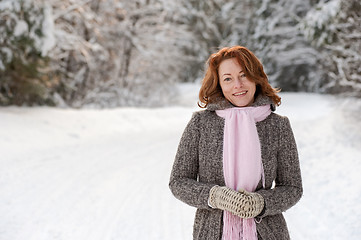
top-left (222, 71), bottom-right (244, 77)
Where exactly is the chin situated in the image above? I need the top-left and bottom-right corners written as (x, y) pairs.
top-left (232, 100), bottom-right (252, 107)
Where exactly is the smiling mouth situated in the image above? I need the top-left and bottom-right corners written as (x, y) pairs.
top-left (233, 91), bottom-right (247, 96)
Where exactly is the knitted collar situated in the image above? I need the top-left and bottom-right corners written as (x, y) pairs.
top-left (206, 94), bottom-right (276, 112)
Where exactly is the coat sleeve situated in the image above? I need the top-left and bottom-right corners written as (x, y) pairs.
top-left (257, 116), bottom-right (303, 217)
top-left (169, 112), bottom-right (215, 209)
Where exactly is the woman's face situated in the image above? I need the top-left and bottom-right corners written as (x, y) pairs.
top-left (218, 58), bottom-right (256, 107)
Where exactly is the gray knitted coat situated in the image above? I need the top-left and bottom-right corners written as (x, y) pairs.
top-left (169, 94), bottom-right (303, 240)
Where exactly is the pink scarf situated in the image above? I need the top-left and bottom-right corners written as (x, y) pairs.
top-left (216, 105), bottom-right (271, 240)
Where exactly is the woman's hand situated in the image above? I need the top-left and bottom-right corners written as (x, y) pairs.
top-left (209, 186), bottom-right (264, 219)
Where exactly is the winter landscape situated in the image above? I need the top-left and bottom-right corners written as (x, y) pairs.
top-left (1, 83), bottom-right (361, 240)
top-left (1, 0), bottom-right (361, 239)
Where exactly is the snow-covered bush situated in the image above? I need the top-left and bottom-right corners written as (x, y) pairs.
top-left (0, 0), bottom-right (56, 105)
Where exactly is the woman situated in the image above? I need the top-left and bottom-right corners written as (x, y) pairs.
top-left (169, 46), bottom-right (303, 240)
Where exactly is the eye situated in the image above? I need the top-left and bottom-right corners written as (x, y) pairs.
top-left (240, 73), bottom-right (246, 78)
top-left (224, 77), bottom-right (232, 82)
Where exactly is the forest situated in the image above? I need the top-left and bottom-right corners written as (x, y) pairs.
top-left (0, 0), bottom-right (360, 107)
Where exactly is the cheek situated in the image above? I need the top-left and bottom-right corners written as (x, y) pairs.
top-left (251, 84), bottom-right (256, 93)
top-left (221, 84), bottom-right (232, 96)
top-left (247, 81), bottom-right (256, 92)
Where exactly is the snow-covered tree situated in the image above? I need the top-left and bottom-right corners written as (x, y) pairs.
top-left (113, 0), bottom-right (195, 106)
top-left (1, 0), bottom-right (359, 107)
top-left (245, 0), bottom-right (323, 92)
top-left (167, 0), bottom-right (255, 81)
top-left (301, 0), bottom-right (361, 97)
top-left (47, 0), bottom-right (194, 107)
top-left (0, 0), bottom-right (55, 105)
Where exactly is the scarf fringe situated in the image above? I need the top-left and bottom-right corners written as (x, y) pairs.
top-left (222, 211), bottom-right (258, 240)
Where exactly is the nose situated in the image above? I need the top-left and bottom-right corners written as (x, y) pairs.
top-left (234, 77), bottom-right (243, 88)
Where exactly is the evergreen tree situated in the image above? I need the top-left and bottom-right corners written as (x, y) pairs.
top-left (302, 0), bottom-right (361, 97)
top-left (0, 0), bottom-right (55, 105)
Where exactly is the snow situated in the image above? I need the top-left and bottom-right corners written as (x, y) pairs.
top-left (304, 0), bottom-right (340, 29)
top-left (40, 4), bottom-right (56, 56)
top-left (13, 20), bottom-right (28, 37)
top-left (0, 0), bottom-right (18, 11)
top-left (276, 93), bottom-right (361, 239)
top-left (1, 85), bottom-right (361, 240)
top-left (301, 0), bottom-right (341, 46)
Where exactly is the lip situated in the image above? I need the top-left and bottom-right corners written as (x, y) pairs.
top-left (233, 90), bottom-right (248, 96)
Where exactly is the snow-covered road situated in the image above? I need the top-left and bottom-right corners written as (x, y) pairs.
top-left (1, 91), bottom-right (360, 240)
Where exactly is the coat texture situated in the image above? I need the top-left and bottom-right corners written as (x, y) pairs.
top-left (169, 94), bottom-right (303, 240)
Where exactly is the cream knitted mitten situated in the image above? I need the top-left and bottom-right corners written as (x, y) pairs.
top-left (209, 185), bottom-right (264, 219)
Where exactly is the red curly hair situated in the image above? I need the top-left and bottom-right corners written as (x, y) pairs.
top-left (198, 46), bottom-right (281, 108)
